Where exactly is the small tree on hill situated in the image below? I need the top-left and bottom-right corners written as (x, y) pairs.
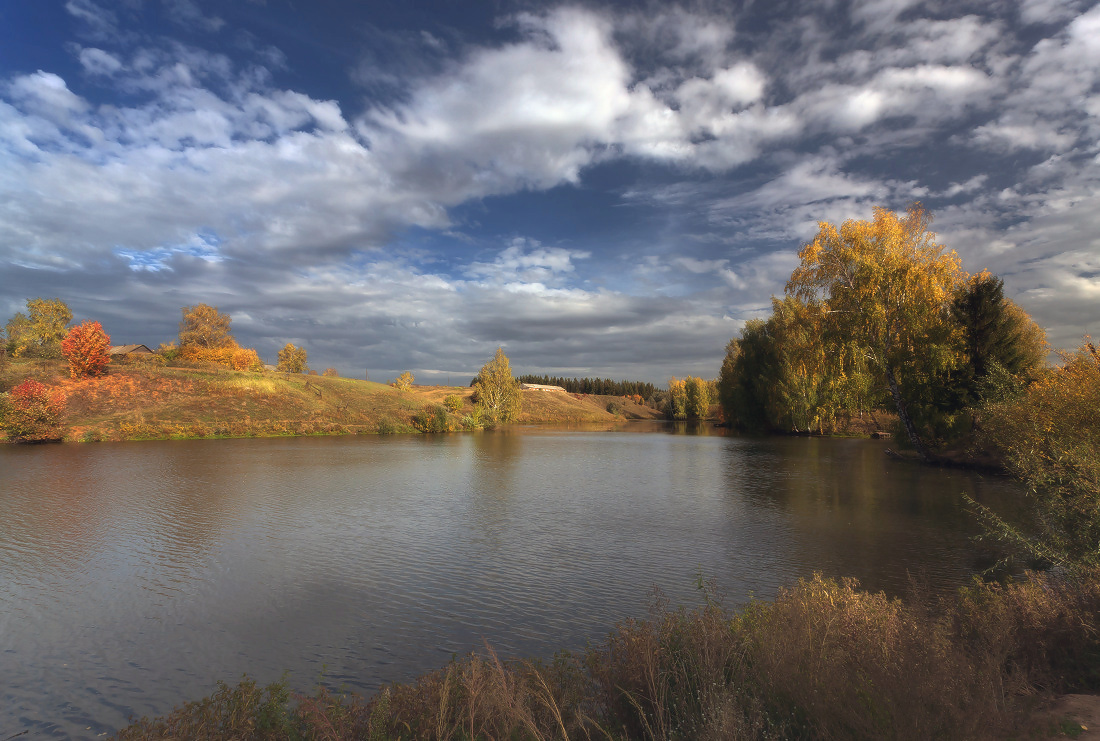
top-left (179, 304), bottom-right (233, 349)
top-left (1, 379), bottom-right (66, 442)
top-left (6, 298), bottom-right (72, 358)
top-left (472, 348), bottom-right (521, 427)
top-left (277, 343), bottom-right (308, 373)
top-left (392, 371), bottom-right (414, 391)
top-left (323, 368), bottom-right (338, 377)
top-left (61, 321), bottom-right (112, 379)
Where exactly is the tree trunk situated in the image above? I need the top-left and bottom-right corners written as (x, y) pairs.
top-left (884, 364), bottom-right (932, 463)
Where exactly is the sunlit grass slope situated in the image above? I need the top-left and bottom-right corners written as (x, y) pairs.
top-left (0, 359), bottom-right (659, 442)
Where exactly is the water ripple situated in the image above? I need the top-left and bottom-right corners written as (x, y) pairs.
top-left (0, 431), bottom-right (1021, 738)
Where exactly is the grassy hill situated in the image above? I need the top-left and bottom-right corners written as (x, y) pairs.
top-left (0, 359), bottom-right (662, 442)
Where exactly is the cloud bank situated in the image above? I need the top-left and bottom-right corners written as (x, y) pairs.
top-left (1, 1), bottom-right (1098, 382)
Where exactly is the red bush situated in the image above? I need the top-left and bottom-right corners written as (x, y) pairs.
top-left (61, 321), bottom-right (111, 379)
top-left (3, 379), bottom-right (66, 441)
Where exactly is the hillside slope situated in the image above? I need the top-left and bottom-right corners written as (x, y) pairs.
top-left (0, 360), bottom-right (661, 442)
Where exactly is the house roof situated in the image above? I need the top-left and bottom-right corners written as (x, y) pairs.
top-left (109, 344), bottom-right (153, 355)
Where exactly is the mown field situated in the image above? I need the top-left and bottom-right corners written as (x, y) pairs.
top-left (0, 358), bottom-right (662, 442)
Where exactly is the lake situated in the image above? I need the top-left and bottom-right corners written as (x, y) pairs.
top-left (0, 423), bottom-right (1020, 737)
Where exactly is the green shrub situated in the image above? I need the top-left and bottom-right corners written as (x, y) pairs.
top-left (461, 409), bottom-right (483, 430)
top-left (412, 404), bottom-right (451, 433)
top-left (443, 394), bottom-right (463, 413)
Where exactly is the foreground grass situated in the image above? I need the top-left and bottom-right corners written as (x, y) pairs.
top-left (0, 359), bottom-right (659, 442)
top-left (116, 571), bottom-right (1100, 740)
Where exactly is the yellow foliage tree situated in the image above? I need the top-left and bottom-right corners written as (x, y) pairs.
top-left (179, 304), bottom-right (234, 349)
top-left (276, 343), bottom-right (308, 373)
top-left (392, 371), bottom-right (414, 391)
top-left (5, 298), bottom-right (72, 358)
top-left (472, 348), bottom-right (521, 427)
top-left (667, 377), bottom-right (711, 420)
top-left (787, 203), bottom-right (965, 460)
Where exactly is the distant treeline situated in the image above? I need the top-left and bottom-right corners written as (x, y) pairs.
top-left (518, 375), bottom-right (657, 400)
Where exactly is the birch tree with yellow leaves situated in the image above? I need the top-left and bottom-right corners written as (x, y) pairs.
top-left (787, 203), bottom-right (965, 461)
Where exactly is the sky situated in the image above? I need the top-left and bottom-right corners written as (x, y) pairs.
top-left (1, 0), bottom-right (1098, 385)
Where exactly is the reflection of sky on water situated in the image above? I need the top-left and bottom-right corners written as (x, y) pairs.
top-left (0, 429), bottom-right (1021, 737)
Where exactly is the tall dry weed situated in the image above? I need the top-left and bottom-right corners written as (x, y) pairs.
top-left (115, 572), bottom-right (1100, 741)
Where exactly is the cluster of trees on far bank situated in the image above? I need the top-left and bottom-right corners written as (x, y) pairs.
top-left (517, 375), bottom-right (657, 400)
top-left (716, 204), bottom-right (1048, 461)
top-left (664, 376), bottom-right (713, 420)
top-left (708, 201), bottom-right (1099, 574)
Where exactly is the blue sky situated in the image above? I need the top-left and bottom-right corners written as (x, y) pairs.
top-left (1, 0), bottom-right (1098, 384)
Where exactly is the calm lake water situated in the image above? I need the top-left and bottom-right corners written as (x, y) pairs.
top-left (0, 423), bottom-right (1020, 738)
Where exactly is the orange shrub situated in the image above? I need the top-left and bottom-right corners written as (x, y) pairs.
top-left (231, 347), bottom-right (262, 372)
top-left (178, 343), bottom-right (263, 372)
top-left (178, 344), bottom-right (235, 366)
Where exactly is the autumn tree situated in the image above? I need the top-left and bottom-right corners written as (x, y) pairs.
top-left (765, 297), bottom-right (831, 432)
top-left (5, 298), bottom-right (72, 358)
top-left (1, 379), bottom-right (66, 442)
top-left (666, 377), bottom-right (688, 419)
top-left (178, 304), bottom-right (233, 349)
top-left (392, 371), bottom-right (414, 391)
top-left (787, 203), bottom-right (965, 461)
top-left (667, 377), bottom-right (712, 420)
top-left (472, 348), bottom-right (521, 427)
top-left (322, 368), bottom-right (338, 377)
top-left (3, 314), bottom-right (26, 357)
top-left (61, 321), bottom-right (112, 379)
top-left (687, 377), bottom-right (713, 419)
top-left (277, 343), bottom-right (308, 373)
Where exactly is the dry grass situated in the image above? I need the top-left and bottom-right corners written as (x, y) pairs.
top-left (115, 571), bottom-right (1100, 740)
top-left (1, 360), bottom-right (645, 441)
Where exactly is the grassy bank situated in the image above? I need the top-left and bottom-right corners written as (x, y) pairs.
top-left (0, 359), bottom-right (661, 442)
top-left (116, 571), bottom-right (1100, 740)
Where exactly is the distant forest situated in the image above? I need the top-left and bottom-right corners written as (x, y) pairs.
top-left (517, 375), bottom-right (657, 400)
